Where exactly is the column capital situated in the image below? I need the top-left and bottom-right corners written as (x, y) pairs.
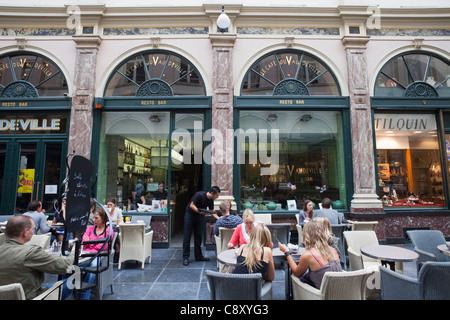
top-left (209, 34), bottom-right (237, 48)
top-left (341, 35), bottom-right (370, 49)
top-left (72, 35), bottom-right (102, 49)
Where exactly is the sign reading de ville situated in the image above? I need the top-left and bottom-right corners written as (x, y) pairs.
top-left (0, 115), bottom-right (67, 134)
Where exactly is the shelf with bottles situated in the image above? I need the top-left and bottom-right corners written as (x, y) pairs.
top-left (124, 139), bottom-right (151, 168)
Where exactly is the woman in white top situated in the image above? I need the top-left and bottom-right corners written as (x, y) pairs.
top-left (106, 198), bottom-right (123, 227)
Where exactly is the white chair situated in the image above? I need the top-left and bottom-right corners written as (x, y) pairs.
top-left (26, 233), bottom-right (51, 249)
top-left (255, 214), bottom-right (272, 224)
top-left (351, 221), bottom-right (378, 231)
top-left (291, 268), bottom-right (375, 300)
top-left (33, 280), bottom-right (64, 300)
top-left (296, 224), bottom-right (303, 246)
top-left (118, 224), bottom-right (153, 270)
top-left (0, 283), bottom-right (25, 300)
top-left (0, 233), bottom-right (5, 246)
top-left (214, 227), bottom-right (236, 270)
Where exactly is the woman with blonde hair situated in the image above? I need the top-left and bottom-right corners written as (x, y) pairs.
top-left (227, 209), bottom-right (259, 249)
top-left (233, 225), bottom-right (275, 281)
top-left (279, 220), bottom-right (342, 289)
top-left (313, 216), bottom-right (341, 258)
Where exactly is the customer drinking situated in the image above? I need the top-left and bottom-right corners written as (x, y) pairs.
top-left (279, 220), bottom-right (342, 289)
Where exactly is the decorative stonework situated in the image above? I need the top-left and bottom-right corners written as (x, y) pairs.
top-left (1, 81), bottom-right (38, 99)
top-left (404, 82), bottom-right (438, 98)
top-left (273, 79), bottom-right (310, 96)
top-left (0, 28), bottom-right (75, 36)
top-left (237, 26), bottom-right (340, 36)
top-left (367, 28), bottom-right (450, 37)
top-left (136, 79), bottom-right (173, 97)
top-left (103, 27), bottom-right (208, 36)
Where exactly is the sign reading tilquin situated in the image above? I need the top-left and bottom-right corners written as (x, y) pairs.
top-left (374, 113), bottom-right (436, 131)
top-left (0, 115), bottom-right (67, 134)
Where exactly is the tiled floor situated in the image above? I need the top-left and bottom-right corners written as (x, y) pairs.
top-left (44, 247), bottom-right (288, 300)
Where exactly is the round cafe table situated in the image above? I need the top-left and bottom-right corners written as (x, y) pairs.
top-left (361, 244), bottom-right (419, 276)
top-left (437, 244), bottom-right (450, 257)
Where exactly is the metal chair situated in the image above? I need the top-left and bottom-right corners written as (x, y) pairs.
top-left (0, 283), bottom-right (25, 300)
top-left (265, 223), bottom-right (291, 248)
top-left (330, 224), bottom-right (347, 267)
top-left (205, 270), bottom-right (272, 300)
top-left (33, 280), bottom-right (64, 300)
top-left (406, 230), bottom-right (450, 266)
top-left (380, 261), bottom-right (450, 300)
top-left (291, 268), bottom-right (375, 300)
top-left (93, 232), bottom-right (118, 299)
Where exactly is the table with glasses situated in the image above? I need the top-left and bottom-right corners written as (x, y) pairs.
top-left (360, 244), bottom-right (419, 276)
top-left (437, 243), bottom-right (450, 257)
top-left (217, 247), bottom-right (305, 299)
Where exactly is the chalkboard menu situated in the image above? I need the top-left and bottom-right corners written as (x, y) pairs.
top-left (65, 155), bottom-right (95, 233)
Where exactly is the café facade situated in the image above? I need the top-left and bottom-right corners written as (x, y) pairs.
top-left (1, 1), bottom-right (450, 247)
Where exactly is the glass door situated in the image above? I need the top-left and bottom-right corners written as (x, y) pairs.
top-left (1, 139), bottom-right (65, 214)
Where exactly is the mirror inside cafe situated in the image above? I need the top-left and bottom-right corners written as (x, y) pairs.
top-left (97, 111), bottom-right (204, 239)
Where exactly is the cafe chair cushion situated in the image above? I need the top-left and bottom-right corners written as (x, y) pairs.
top-left (406, 230), bottom-right (450, 264)
top-left (0, 283), bottom-right (26, 300)
top-left (205, 270), bottom-right (272, 300)
top-left (292, 268), bottom-right (375, 300)
top-left (380, 261), bottom-right (450, 300)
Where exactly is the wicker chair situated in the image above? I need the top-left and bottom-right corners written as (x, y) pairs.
top-left (33, 280), bottom-right (64, 300)
top-left (118, 224), bottom-right (153, 270)
top-left (0, 283), bottom-right (25, 300)
top-left (380, 261), bottom-right (450, 300)
top-left (205, 270), bottom-right (272, 300)
top-left (291, 268), bottom-right (375, 300)
top-left (214, 227), bottom-right (236, 270)
top-left (351, 221), bottom-right (378, 231)
top-left (406, 230), bottom-right (450, 266)
top-left (26, 233), bottom-right (52, 249)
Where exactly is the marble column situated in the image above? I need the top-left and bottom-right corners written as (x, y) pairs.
top-left (209, 34), bottom-right (236, 208)
top-left (342, 36), bottom-right (383, 214)
top-left (67, 35), bottom-right (101, 161)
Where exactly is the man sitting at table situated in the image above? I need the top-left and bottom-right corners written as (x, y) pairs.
top-left (0, 215), bottom-right (75, 299)
top-left (312, 198), bottom-right (344, 224)
top-left (23, 200), bottom-right (53, 235)
top-left (214, 202), bottom-right (243, 237)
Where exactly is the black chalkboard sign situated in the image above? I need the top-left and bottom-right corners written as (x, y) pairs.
top-left (65, 155), bottom-right (95, 233)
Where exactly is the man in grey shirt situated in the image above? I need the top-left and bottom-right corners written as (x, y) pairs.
top-left (312, 197), bottom-right (344, 224)
top-left (23, 200), bottom-right (53, 234)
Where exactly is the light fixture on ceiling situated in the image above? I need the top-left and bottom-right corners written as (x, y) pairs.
top-left (300, 114), bottom-right (312, 122)
top-left (267, 114), bottom-right (278, 122)
top-left (149, 115), bottom-right (160, 123)
top-left (217, 5), bottom-right (230, 33)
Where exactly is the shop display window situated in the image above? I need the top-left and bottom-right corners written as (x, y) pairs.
top-left (375, 113), bottom-right (445, 208)
top-left (239, 110), bottom-right (347, 210)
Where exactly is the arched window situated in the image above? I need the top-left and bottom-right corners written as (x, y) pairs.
top-left (241, 49), bottom-right (340, 96)
top-left (0, 52), bottom-right (67, 98)
top-left (104, 50), bottom-right (206, 97)
top-left (375, 51), bottom-right (450, 98)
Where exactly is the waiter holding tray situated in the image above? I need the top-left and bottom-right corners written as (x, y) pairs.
top-left (182, 186), bottom-right (221, 266)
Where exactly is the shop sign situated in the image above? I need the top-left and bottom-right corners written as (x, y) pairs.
top-left (374, 114), bottom-right (436, 131)
top-left (0, 115), bottom-right (66, 134)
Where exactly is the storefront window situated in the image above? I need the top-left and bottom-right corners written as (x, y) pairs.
top-left (375, 113), bottom-right (445, 208)
top-left (241, 50), bottom-right (340, 96)
top-left (239, 110), bottom-right (346, 210)
top-left (97, 112), bottom-right (170, 210)
top-left (0, 53), bottom-right (67, 98)
top-left (104, 51), bottom-right (205, 97)
top-left (375, 52), bottom-right (450, 98)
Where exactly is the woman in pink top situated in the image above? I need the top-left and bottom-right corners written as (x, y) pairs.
top-left (82, 207), bottom-right (113, 253)
top-left (228, 209), bottom-right (258, 248)
top-left (80, 207), bottom-right (113, 299)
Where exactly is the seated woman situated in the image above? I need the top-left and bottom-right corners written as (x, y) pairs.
top-left (313, 216), bottom-right (341, 258)
top-left (279, 220), bottom-right (342, 289)
top-left (233, 225), bottom-right (275, 282)
top-left (227, 209), bottom-right (258, 249)
top-left (80, 207), bottom-right (113, 300)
